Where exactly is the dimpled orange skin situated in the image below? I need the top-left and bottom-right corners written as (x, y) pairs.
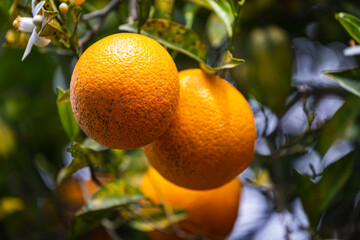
top-left (70, 33), bottom-right (179, 149)
top-left (144, 69), bottom-right (256, 190)
top-left (141, 166), bottom-right (241, 240)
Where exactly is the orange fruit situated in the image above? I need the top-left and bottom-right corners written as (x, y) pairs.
top-left (144, 69), bottom-right (256, 190)
top-left (70, 33), bottom-right (179, 149)
top-left (70, 0), bottom-right (86, 6)
top-left (55, 175), bottom-right (114, 211)
top-left (141, 166), bottom-right (241, 240)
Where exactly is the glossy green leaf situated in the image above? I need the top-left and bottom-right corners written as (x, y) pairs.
top-left (154, 0), bottom-right (174, 20)
top-left (316, 95), bottom-right (360, 155)
top-left (336, 12), bottom-right (360, 44)
top-left (138, 0), bottom-right (152, 30)
top-left (56, 88), bottom-right (79, 140)
top-left (324, 67), bottom-right (360, 97)
top-left (296, 152), bottom-right (355, 225)
top-left (119, 19), bottom-right (244, 70)
top-left (188, 0), bottom-right (234, 37)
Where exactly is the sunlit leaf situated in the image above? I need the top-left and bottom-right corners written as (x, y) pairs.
top-left (56, 88), bottom-right (79, 140)
top-left (336, 12), bottom-right (360, 44)
top-left (324, 67), bottom-right (360, 98)
top-left (154, 0), bottom-right (174, 20)
top-left (316, 95), bottom-right (360, 155)
top-left (119, 19), bottom-right (244, 70)
top-left (296, 152), bottom-right (355, 225)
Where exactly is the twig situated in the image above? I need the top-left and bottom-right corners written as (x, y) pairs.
top-left (85, 156), bottom-right (102, 187)
top-left (81, 0), bottom-right (120, 21)
top-left (78, 19), bottom-right (104, 52)
top-left (79, 0), bottom-right (120, 52)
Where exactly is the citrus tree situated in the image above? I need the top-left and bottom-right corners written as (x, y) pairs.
top-left (0, 0), bottom-right (360, 239)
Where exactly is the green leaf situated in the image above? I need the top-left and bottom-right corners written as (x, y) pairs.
top-left (56, 88), bottom-right (70, 104)
top-left (316, 95), bottom-right (360, 155)
top-left (66, 209), bottom-right (113, 240)
top-left (129, 206), bottom-right (187, 231)
top-left (138, 0), bottom-right (152, 30)
top-left (336, 12), bottom-right (360, 44)
top-left (79, 179), bottom-right (143, 213)
top-left (188, 0), bottom-right (234, 37)
top-left (246, 26), bottom-right (293, 114)
top-left (184, 2), bottom-right (200, 28)
top-left (39, 9), bottom-right (65, 38)
top-left (324, 67), bottom-right (360, 98)
top-left (154, 0), bottom-right (174, 20)
top-left (296, 152), bottom-right (355, 225)
top-left (119, 19), bottom-right (244, 70)
top-left (57, 144), bottom-right (104, 183)
top-left (67, 180), bottom-right (143, 239)
top-left (34, 154), bottom-right (57, 184)
top-left (206, 13), bottom-right (228, 48)
top-left (82, 138), bottom-right (108, 152)
top-left (120, 19), bottom-right (207, 63)
top-left (56, 88), bottom-right (79, 140)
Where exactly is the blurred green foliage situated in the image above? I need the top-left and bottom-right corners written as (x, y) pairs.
top-left (1, 0), bottom-right (360, 239)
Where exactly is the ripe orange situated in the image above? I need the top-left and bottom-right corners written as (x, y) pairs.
top-left (55, 175), bottom-right (113, 211)
top-left (70, 33), bottom-right (179, 149)
top-left (70, 0), bottom-right (85, 6)
top-left (141, 166), bottom-right (241, 240)
top-left (144, 69), bottom-right (256, 190)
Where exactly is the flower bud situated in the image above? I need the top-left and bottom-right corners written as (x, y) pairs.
top-left (32, 15), bottom-right (43, 29)
top-left (59, 3), bottom-right (68, 15)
